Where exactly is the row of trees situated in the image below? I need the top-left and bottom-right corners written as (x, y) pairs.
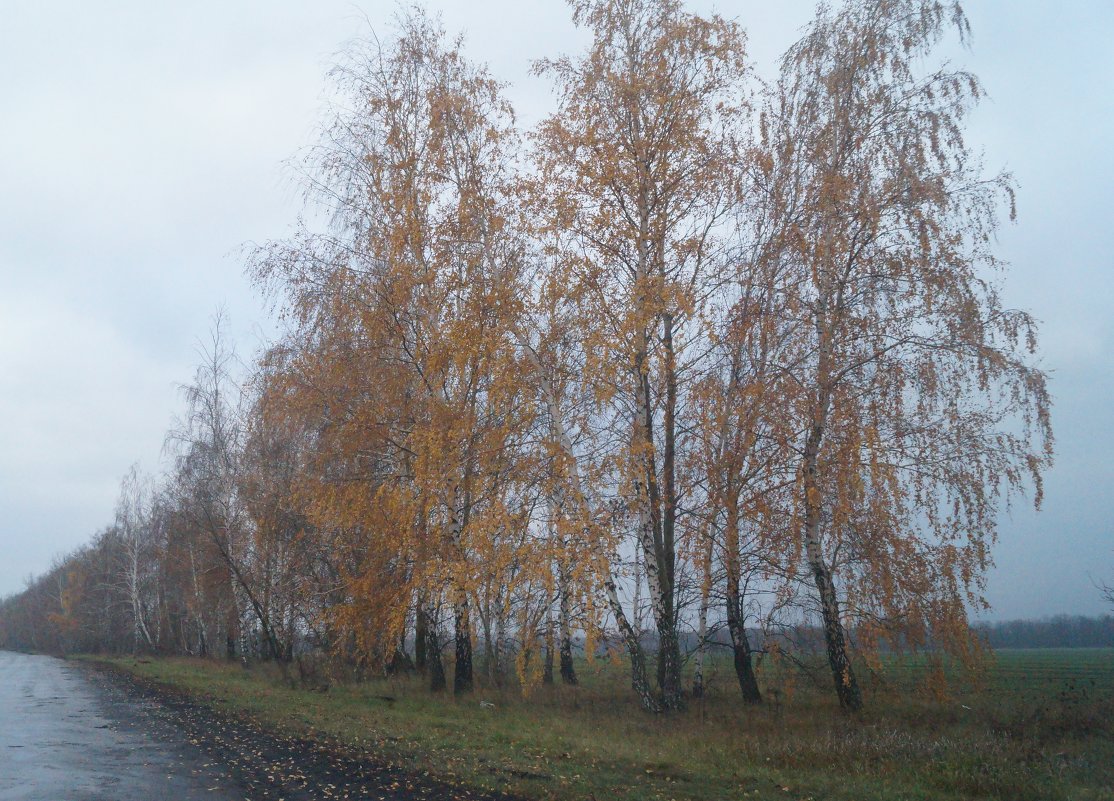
top-left (0, 324), bottom-right (311, 663)
top-left (974, 616), bottom-right (1114, 650)
top-left (0, 0), bottom-right (1051, 714)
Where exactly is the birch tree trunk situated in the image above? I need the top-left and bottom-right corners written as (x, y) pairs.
top-left (802, 405), bottom-right (861, 712)
top-left (127, 535), bottom-right (153, 653)
top-left (423, 599), bottom-right (447, 692)
top-left (543, 594), bottom-right (555, 685)
top-left (453, 587), bottom-right (473, 694)
top-left (188, 541), bottom-right (208, 657)
top-left (415, 590), bottom-right (428, 672)
top-left (528, 346), bottom-right (653, 708)
top-left (634, 367), bottom-right (683, 711)
top-left (603, 576), bottom-right (660, 713)
top-left (692, 520), bottom-right (714, 699)
top-left (723, 496), bottom-right (761, 703)
top-left (558, 561), bottom-right (578, 686)
top-left (449, 489), bottom-right (474, 695)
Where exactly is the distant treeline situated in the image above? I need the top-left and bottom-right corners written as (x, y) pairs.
top-left (974, 616), bottom-right (1114, 650)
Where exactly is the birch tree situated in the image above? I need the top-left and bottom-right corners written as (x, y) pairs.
top-left (534, 0), bottom-right (748, 712)
top-left (167, 314), bottom-right (280, 663)
top-left (114, 464), bottom-right (156, 653)
top-left (252, 8), bottom-right (538, 694)
top-left (758, 0), bottom-right (1052, 710)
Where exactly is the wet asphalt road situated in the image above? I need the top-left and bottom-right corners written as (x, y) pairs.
top-left (0, 651), bottom-right (242, 801)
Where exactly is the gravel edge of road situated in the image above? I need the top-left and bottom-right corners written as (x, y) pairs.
top-left (80, 659), bottom-right (525, 801)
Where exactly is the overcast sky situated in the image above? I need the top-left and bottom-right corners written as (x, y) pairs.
top-left (0, 1), bottom-right (1110, 618)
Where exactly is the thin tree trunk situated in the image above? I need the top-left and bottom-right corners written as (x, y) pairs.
top-left (415, 591), bottom-right (428, 672)
top-left (692, 522), bottom-right (714, 699)
top-left (558, 563), bottom-right (578, 685)
top-left (635, 445), bottom-right (683, 710)
top-left (634, 358), bottom-right (683, 711)
top-left (480, 597), bottom-right (496, 683)
top-left (803, 418), bottom-right (862, 712)
top-left (492, 595), bottom-right (507, 687)
top-left (215, 531), bottom-right (283, 663)
top-left (453, 586), bottom-right (473, 695)
top-left (526, 345), bottom-right (649, 708)
top-left (808, 542), bottom-right (861, 712)
top-left (725, 596), bottom-right (761, 703)
top-left (658, 311), bottom-right (684, 711)
top-left (187, 541), bottom-right (208, 657)
top-left (447, 482), bottom-right (474, 696)
top-left (603, 577), bottom-right (660, 713)
top-left (129, 543), bottom-right (153, 653)
top-left (543, 595), bottom-right (555, 685)
top-left (632, 545), bottom-right (643, 637)
top-left (424, 601), bottom-right (446, 692)
top-left (723, 496), bottom-right (761, 703)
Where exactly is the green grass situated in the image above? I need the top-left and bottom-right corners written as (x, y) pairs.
top-left (89, 648), bottom-right (1114, 801)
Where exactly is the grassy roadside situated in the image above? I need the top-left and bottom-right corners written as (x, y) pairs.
top-left (84, 650), bottom-right (1114, 801)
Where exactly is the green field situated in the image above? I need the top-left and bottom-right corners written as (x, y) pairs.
top-left (990, 648), bottom-right (1114, 689)
top-left (95, 648), bottom-right (1114, 801)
